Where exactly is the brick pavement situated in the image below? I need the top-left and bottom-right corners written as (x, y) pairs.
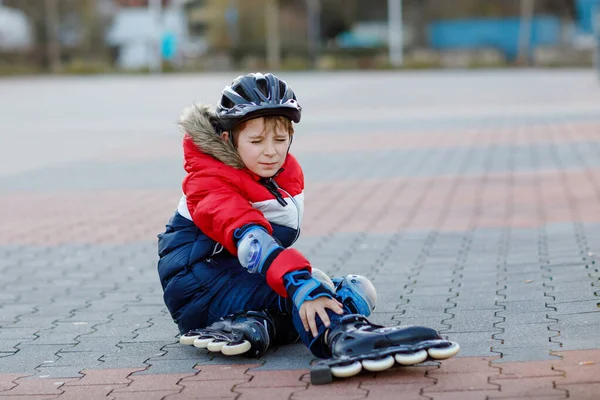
top-left (1, 71), bottom-right (600, 399)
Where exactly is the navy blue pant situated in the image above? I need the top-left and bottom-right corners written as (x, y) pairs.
top-left (202, 262), bottom-right (344, 358)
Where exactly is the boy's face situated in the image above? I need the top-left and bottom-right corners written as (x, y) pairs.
top-left (226, 117), bottom-right (290, 178)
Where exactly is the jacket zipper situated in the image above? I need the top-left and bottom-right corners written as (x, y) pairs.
top-left (259, 176), bottom-right (301, 244)
top-left (260, 177), bottom-right (288, 206)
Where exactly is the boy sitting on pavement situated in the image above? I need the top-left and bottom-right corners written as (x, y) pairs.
top-left (157, 72), bottom-right (459, 383)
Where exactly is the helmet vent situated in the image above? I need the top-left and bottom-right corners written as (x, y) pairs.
top-left (234, 85), bottom-right (251, 102)
top-left (278, 80), bottom-right (286, 100)
top-left (256, 78), bottom-right (269, 99)
top-left (221, 95), bottom-right (234, 109)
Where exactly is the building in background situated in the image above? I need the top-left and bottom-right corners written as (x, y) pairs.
top-left (106, 0), bottom-right (192, 70)
top-left (1, 0), bottom-right (599, 73)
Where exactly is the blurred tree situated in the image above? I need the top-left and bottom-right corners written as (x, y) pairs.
top-left (320, 0), bottom-right (360, 40)
top-left (3, 0), bottom-right (108, 70)
top-left (45, 0), bottom-right (62, 72)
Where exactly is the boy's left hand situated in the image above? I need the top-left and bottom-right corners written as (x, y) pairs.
top-left (299, 297), bottom-right (344, 337)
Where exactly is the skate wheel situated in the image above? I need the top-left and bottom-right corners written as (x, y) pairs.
top-left (428, 342), bottom-right (460, 360)
top-left (193, 337), bottom-right (214, 349)
top-left (394, 349), bottom-right (428, 365)
top-left (207, 340), bottom-right (226, 352)
top-left (362, 355), bottom-right (395, 372)
top-left (331, 361), bottom-right (362, 378)
top-left (221, 340), bottom-right (251, 356)
top-left (180, 332), bottom-right (201, 345)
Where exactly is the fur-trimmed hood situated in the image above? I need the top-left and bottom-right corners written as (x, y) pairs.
top-left (178, 103), bottom-right (245, 169)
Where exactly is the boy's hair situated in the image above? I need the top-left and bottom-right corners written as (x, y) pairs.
top-left (230, 116), bottom-right (294, 147)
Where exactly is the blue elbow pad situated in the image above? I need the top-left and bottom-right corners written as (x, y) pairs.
top-left (235, 226), bottom-right (283, 274)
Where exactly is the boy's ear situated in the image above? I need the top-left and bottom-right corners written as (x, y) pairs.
top-left (220, 131), bottom-right (230, 141)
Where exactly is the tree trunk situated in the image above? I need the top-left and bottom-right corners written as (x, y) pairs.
top-left (45, 0), bottom-right (62, 72)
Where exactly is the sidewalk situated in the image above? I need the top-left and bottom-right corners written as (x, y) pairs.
top-left (1, 71), bottom-right (600, 399)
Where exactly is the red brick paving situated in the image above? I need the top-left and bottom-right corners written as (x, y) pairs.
top-left (62, 368), bottom-right (145, 386)
top-left (60, 384), bottom-right (128, 399)
top-left (112, 374), bottom-right (194, 392)
top-left (114, 392), bottom-right (181, 400)
top-left (360, 382), bottom-right (427, 400)
top-left (234, 387), bottom-right (297, 400)
top-left (291, 122), bottom-right (600, 153)
top-left (172, 379), bottom-right (247, 398)
top-left (0, 377), bottom-right (79, 396)
top-left (0, 349), bottom-right (600, 400)
top-left (0, 375), bottom-right (27, 392)
top-left (90, 122), bottom-right (600, 159)
top-left (2, 166), bottom-right (599, 246)
top-left (3, 350), bottom-right (600, 398)
top-left (192, 365), bottom-right (260, 381)
top-left (428, 392), bottom-right (500, 400)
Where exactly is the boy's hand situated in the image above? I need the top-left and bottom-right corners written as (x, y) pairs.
top-left (299, 297), bottom-right (344, 337)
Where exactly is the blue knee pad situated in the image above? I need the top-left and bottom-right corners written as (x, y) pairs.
top-left (333, 275), bottom-right (377, 317)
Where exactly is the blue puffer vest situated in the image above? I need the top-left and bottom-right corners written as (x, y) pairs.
top-left (157, 211), bottom-right (298, 333)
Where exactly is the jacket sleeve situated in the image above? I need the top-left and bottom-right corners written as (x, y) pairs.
top-left (183, 169), bottom-right (272, 255)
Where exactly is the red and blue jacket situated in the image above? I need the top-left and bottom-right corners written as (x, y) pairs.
top-left (157, 104), bottom-right (307, 331)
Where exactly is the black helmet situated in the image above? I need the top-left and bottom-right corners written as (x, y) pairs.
top-left (216, 72), bottom-right (301, 131)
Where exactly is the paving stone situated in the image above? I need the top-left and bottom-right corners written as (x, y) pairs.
top-left (97, 342), bottom-right (166, 368)
top-left (185, 364), bottom-right (258, 381)
top-left (137, 359), bottom-right (199, 375)
top-left (445, 310), bottom-right (500, 333)
top-left (424, 371), bottom-right (499, 392)
top-left (44, 351), bottom-right (104, 369)
top-left (59, 384), bottom-right (129, 399)
top-left (292, 380), bottom-right (366, 398)
top-left (558, 324), bottom-right (600, 351)
top-left (2, 377), bottom-right (80, 396)
top-left (554, 363), bottom-right (600, 385)
top-left (441, 333), bottom-right (494, 357)
top-left (550, 312), bottom-right (600, 326)
top-left (495, 323), bottom-right (555, 347)
top-left (148, 344), bottom-right (202, 361)
top-left (33, 366), bottom-right (85, 379)
top-left (548, 287), bottom-right (600, 302)
top-left (235, 387), bottom-right (299, 400)
top-left (0, 373), bottom-right (30, 392)
top-left (458, 280), bottom-right (499, 292)
top-left (498, 300), bottom-right (554, 314)
top-left (499, 311), bottom-right (554, 325)
top-left (392, 317), bottom-right (447, 332)
top-left (492, 346), bottom-right (561, 363)
top-left (237, 370), bottom-right (305, 388)
top-left (357, 382), bottom-right (425, 400)
top-left (112, 391), bottom-right (181, 400)
top-left (558, 383), bottom-right (599, 399)
top-left (0, 340), bottom-right (27, 353)
top-left (453, 294), bottom-right (503, 310)
top-left (62, 368), bottom-right (143, 387)
top-left (113, 373), bottom-right (193, 392)
top-left (487, 376), bottom-right (567, 399)
top-left (495, 359), bottom-right (562, 379)
top-left (428, 356), bottom-right (496, 374)
top-left (406, 285), bottom-right (455, 296)
top-left (175, 379), bottom-right (248, 398)
top-left (551, 349), bottom-right (600, 385)
top-left (67, 337), bottom-right (123, 353)
top-left (427, 391), bottom-right (501, 400)
top-left (249, 345), bottom-right (313, 371)
top-left (0, 345), bottom-right (72, 373)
